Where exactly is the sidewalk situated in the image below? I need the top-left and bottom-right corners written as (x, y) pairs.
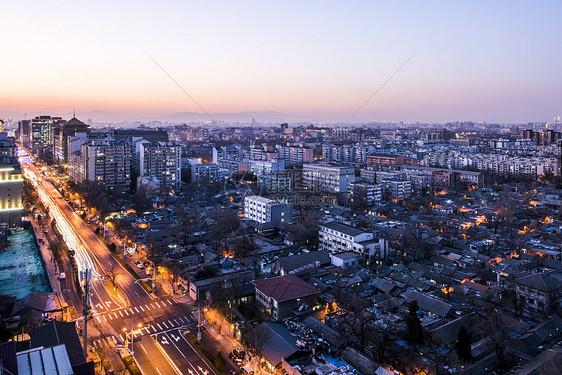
top-left (29, 215), bottom-right (81, 321)
top-left (199, 319), bottom-right (243, 374)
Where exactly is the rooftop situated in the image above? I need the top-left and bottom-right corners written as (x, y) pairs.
top-left (321, 222), bottom-right (368, 237)
top-left (253, 274), bottom-right (319, 302)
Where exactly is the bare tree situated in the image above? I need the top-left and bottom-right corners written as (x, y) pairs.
top-left (106, 265), bottom-right (118, 287)
top-left (341, 308), bottom-right (375, 351)
top-left (244, 324), bottom-right (273, 357)
top-left (477, 309), bottom-right (513, 375)
top-left (171, 206), bottom-right (196, 246)
top-left (371, 317), bottom-right (398, 364)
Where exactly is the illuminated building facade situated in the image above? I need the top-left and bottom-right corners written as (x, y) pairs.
top-left (30, 116), bottom-right (64, 150)
top-left (0, 165), bottom-right (23, 224)
top-left (53, 116), bottom-right (90, 167)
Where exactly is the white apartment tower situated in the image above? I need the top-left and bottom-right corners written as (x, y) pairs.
top-left (302, 164), bottom-right (356, 193)
top-left (244, 195), bottom-right (292, 225)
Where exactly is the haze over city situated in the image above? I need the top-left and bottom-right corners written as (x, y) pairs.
top-left (1, 2), bottom-right (562, 375)
top-left (2, 0), bottom-right (562, 123)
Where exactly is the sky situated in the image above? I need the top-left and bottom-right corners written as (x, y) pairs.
top-left (1, 1), bottom-right (561, 123)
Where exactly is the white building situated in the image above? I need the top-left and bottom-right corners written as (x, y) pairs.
top-left (249, 159), bottom-right (285, 178)
top-left (244, 195), bottom-right (292, 225)
top-left (319, 222), bottom-right (373, 253)
top-left (302, 164), bottom-right (356, 193)
top-left (319, 222), bottom-right (390, 260)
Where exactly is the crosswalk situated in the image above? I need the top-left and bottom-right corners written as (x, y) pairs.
top-left (92, 314), bottom-right (194, 348)
top-left (95, 299), bottom-right (175, 323)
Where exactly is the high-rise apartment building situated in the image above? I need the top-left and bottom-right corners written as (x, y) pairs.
top-left (277, 146), bottom-right (314, 165)
top-left (74, 139), bottom-right (131, 193)
top-left (135, 141), bottom-right (181, 193)
top-left (244, 195), bottom-right (292, 225)
top-left (17, 120), bottom-right (31, 147)
top-left (302, 164), bottom-right (355, 193)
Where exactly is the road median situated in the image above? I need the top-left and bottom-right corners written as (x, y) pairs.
top-left (97, 234), bottom-right (153, 294)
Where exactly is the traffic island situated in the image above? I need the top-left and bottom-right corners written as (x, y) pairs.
top-left (102, 278), bottom-right (129, 308)
top-left (97, 234), bottom-right (153, 294)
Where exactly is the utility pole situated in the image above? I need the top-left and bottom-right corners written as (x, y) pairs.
top-left (81, 269), bottom-right (92, 360)
top-left (151, 260), bottom-right (156, 295)
top-left (197, 301), bottom-right (201, 341)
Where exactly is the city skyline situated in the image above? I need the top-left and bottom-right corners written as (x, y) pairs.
top-left (2, 1), bottom-right (562, 123)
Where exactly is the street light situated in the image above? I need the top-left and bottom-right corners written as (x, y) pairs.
top-left (124, 323), bottom-right (147, 357)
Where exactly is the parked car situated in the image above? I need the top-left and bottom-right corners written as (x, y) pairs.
top-left (136, 263), bottom-right (144, 269)
top-left (233, 349), bottom-right (245, 359)
top-left (58, 273), bottom-right (66, 280)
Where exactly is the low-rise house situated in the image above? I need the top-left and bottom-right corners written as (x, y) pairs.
top-left (189, 269), bottom-right (254, 302)
top-left (273, 251), bottom-right (331, 276)
top-left (404, 290), bottom-right (454, 318)
top-left (330, 251), bottom-right (362, 269)
top-left (247, 322), bottom-right (301, 367)
top-left (515, 272), bottom-right (562, 316)
top-left (253, 274), bottom-right (320, 320)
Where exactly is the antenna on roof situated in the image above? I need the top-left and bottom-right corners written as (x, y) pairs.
top-left (73, 109), bottom-right (76, 118)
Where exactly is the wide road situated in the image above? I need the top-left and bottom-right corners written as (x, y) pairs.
top-left (155, 328), bottom-right (215, 375)
top-left (134, 335), bottom-right (178, 375)
top-left (22, 157), bottom-right (218, 375)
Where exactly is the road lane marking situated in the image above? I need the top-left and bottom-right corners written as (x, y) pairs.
top-left (96, 316), bottom-right (101, 323)
top-left (140, 343), bottom-right (147, 354)
top-left (124, 309), bottom-right (129, 316)
top-left (168, 300), bottom-right (173, 305)
top-left (134, 307), bottom-right (139, 313)
top-left (162, 321), bottom-right (168, 329)
top-left (129, 308), bottom-right (134, 314)
top-left (167, 320), bottom-right (173, 327)
top-left (113, 312), bottom-right (118, 319)
top-left (151, 303), bottom-right (156, 308)
top-left (119, 334), bottom-right (124, 342)
top-left (155, 368), bottom-right (163, 375)
top-left (157, 323), bottom-right (162, 330)
top-left (174, 318), bottom-right (180, 325)
top-left (140, 305), bottom-right (145, 312)
top-left (119, 310), bottom-right (123, 317)
top-left (154, 301), bottom-right (160, 308)
top-left (151, 326), bottom-right (157, 332)
top-left (164, 331), bottom-right (201, 375)
top-left (145, 304), bottom-right (151, 310)
top-left (143, 327), bottom-right (150, 334)
top-left (107, 314), bottom-right (112, 320)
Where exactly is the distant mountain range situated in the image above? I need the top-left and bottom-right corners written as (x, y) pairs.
top-left (0, 109), bottom-right (342, 125)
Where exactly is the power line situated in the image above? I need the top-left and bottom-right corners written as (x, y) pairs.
top-left (344, 53), bottom-right (415, 126)
top-left (146, 53), bottom-right (216, 123)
